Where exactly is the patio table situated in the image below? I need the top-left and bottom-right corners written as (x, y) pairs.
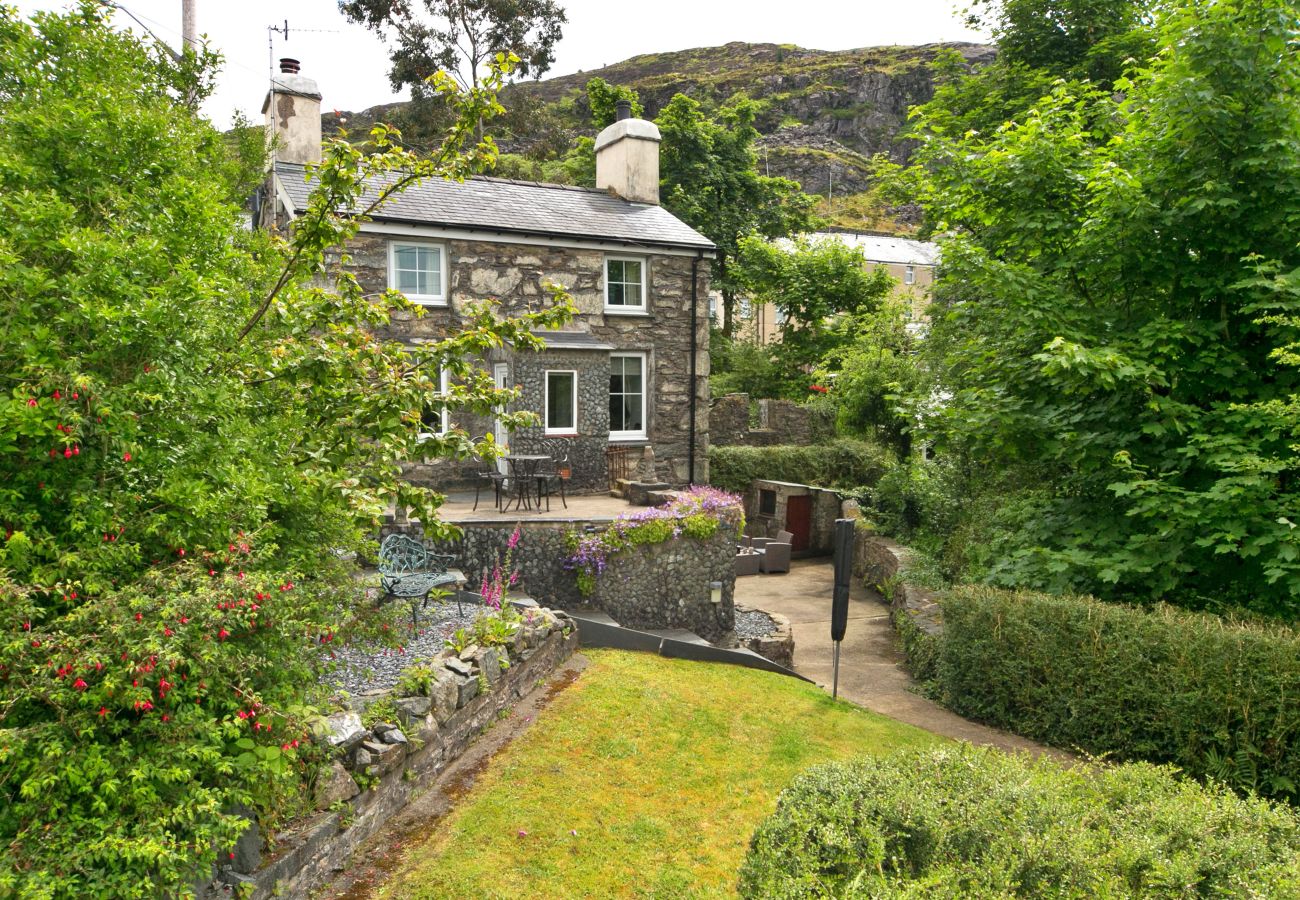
top-left (502, 454), bottom-right (550, 512)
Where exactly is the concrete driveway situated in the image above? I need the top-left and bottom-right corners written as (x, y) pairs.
top-left (736, 558), bottom-right (1065, 758)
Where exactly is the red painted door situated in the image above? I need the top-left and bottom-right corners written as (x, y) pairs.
top-left (785, 495), bottom-right (812, 552)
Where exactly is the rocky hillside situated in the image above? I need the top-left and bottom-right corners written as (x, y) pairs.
top-left (328, 41), bottom-right (995, 230)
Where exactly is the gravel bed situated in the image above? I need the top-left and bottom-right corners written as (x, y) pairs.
top-left (734, 608), bottom-right (778, 640)
top-left (321, 600), bottom-right (484, 698)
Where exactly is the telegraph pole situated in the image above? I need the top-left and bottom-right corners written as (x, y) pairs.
top-left (181, 0), bottom-right (197, 53)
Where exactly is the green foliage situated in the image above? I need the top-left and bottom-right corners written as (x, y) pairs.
top-left (899, 0), bottom-right (1300, 614)
top-left (934, 585), bottom-right (1300, 801)
top-left (394, 663), bottom-right (437, 696)
top-left (740, 745), bottom-right (1300, 898)
top-left (471, 605), bottom-right (522, 648)
top-left (707, 441), bottom-right (890, 494)
top-left (656, 93), bottom-right (816, 334)
top-left (707, 329), bottom-right (787, 401)
top-left (362, 697), bottom-right (401, 731)
top-left (583, 76), bottom-right (643, 129)
top-left (340, 0), bottom-right (566, 95)
top-left (817, 300), bottom-right (923, 457)
top-left (0, 8), bottom-right (570, 896)
top-left (733, 235), bottom-right (895, 387)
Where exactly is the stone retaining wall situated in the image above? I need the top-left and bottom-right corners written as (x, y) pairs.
top-left (736, 604), bottom-right (795, 668)
top-left (853, 527), bottom-right (943, 680)
top-left (390, 517), bottom-right (740, 644)
top-left (710, 393), bottom-right (834, 447)
top-left (586, 525), bottom-right (738, 643)
top-left (202, 612), bottom-right (578, 899)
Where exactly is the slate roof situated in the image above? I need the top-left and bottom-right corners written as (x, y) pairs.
top-left (813, 231), bottom-right (940, 267)
top-left (530, 330), bottom-right (616, 351)
top-left (274, 162), bottom-right (715, 252)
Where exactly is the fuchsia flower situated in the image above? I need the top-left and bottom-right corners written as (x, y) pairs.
top-left (26, 398), bottom-right (36, 407)
top-left (122, 452), bottom-right (131, 462)
top-left (73, 678), bottom-right (87, 691)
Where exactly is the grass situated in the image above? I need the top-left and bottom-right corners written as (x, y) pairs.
top-left (378, 649), bottom-right (939, 899)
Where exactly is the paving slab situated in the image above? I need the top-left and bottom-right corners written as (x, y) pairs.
top-left (736, 559), bottom-right (1069, 760)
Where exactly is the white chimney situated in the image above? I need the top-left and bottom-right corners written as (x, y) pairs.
top-left (595, 99), bottom-right (661, 205)
top-left (262, 58), bottom-right (322, 166)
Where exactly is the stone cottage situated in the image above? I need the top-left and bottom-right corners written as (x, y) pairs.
top-left (255, 59), bottom-right (716, 490)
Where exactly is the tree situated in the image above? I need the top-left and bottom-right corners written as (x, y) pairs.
top-left (733, 234), bottom-right (894, 391)
top-left (340, 0), bottom-right (566, 97)
top-left (657, 94), bottom-right (816, 335)
top-left (907, 0), bottom-right (1300, 614)
top-left (911, 0), bottom-right (1155, 142)
top-left (0, 7), bottom-right (570, 893)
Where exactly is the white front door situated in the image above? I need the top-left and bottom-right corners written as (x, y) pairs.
top-left (493, 363), bottom-right (510, 452)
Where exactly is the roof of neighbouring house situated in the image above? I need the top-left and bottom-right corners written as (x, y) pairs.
top-left (810, 231), bottom-right (940, 266)
top-left (272, 162), bottom-right (716, 252)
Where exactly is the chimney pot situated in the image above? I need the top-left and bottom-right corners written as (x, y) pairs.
top-left (279, 57), bottom-right (300, 75)
top-left (615, 99), bottom-right (632, 121)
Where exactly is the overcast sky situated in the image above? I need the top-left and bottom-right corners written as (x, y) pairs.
top-left (14, 1), bottom-right (988, 128)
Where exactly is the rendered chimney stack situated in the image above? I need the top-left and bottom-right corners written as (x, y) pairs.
top-left (595, 101), bottom-right (660, 205)
top-left (262, 58), bottom-right (322, 165)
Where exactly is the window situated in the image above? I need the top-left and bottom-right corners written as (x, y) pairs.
top-left (759, 489), bottom-right (777, 516)
top-left (388, 241), bottom-right (446, 305)
top-left (419, 368), bottom-right (450, 438)
top-left (545, 370), bottom-right (577, 434)
top-left (605, 256), bottom-right (646, 313)
top-left (609, 353), bottom-right (647, 440)
top-left (904, 265), bottom-right (916, 285)
top-left (738, 298), bottom-right (753, 319)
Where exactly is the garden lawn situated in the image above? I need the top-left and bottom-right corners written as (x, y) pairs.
top-left (378, 649), bottom-right (940, 899)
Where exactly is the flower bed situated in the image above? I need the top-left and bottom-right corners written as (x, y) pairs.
top-left (565, 487), bottom-right (745, 595)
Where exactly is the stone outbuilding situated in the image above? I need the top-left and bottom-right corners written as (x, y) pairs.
top-left (256, 61), bottom-right (716, 490)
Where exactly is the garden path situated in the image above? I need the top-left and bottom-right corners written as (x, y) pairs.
top-left (736, 559), bottom-right (1070, 760)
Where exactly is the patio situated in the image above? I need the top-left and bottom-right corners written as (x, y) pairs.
top-left (434, 490), bottom-right (635, 524)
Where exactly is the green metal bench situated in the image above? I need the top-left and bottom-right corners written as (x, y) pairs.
top-left (378, 533), bottom-right (462, 628)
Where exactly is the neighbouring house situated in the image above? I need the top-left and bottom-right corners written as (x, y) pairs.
top-left (255, 60), bottom-right (716, 491)
top-left (718, 230), bottom-right (940, 345)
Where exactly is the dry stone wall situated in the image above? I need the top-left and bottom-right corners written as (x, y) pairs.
top-left (201, 612), bottom-right (578, 900)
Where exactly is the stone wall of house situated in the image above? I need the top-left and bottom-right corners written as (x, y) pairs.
top-left (332, 234), bottom-right (712, 490)
top-left (200, 616), bottom-right (578, 900)
top-left (710, 393), bottom-right (833, 447)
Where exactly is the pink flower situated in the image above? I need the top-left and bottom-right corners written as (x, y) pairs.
top-left (73, 678), bottom-right (87, 691)
top-left (507, 526), bottom-right (521, 550)
top-left (26, 398), bottom-right (36, 407)
top-left (122, 452), bottom-right (131, 462)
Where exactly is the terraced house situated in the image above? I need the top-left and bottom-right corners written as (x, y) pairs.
top-left (256, 60), bottom-right (716, 491)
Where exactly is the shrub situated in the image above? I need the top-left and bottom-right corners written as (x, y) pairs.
top-left (934, 586), bottom-right (1300, 800)
top-left (707, 441), bottom-right (889, 494)
top-left (565, 486), bottom-right (743, 595)
top-left (739, 746), bottom-right (1300, 898)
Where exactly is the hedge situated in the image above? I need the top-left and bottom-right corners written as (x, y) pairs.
top-left (933, 586), bottom-right (1300, 800)
top-left (706, 440), bottom-right (889, 494)
top-left (739, 746), bottom-right (1300, 898)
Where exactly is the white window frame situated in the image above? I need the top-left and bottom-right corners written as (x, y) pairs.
top-left (544, 369), bottom-right (578, 435)
top-left (604, 255), bottom-right (648, 314)
top-left (388, 240), bottom-right (448, 306)
top-left (417, 367), bottom-right (451, 441)
top-left (904, 265), bottom-right (916, 285)
top-left (609, 352), bottom-right (648, 442)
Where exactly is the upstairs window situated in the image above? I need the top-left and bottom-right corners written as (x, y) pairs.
top-left (609, 353), bottom-right (647, 440)
top-left (605, 257), bottom-right (646, 313)
top-left (545, 370), bottom-right (578, 435)
top-left (389, 241), bottom-right (447, 305)
top-left (904, 265), bottom-right (916, 285)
